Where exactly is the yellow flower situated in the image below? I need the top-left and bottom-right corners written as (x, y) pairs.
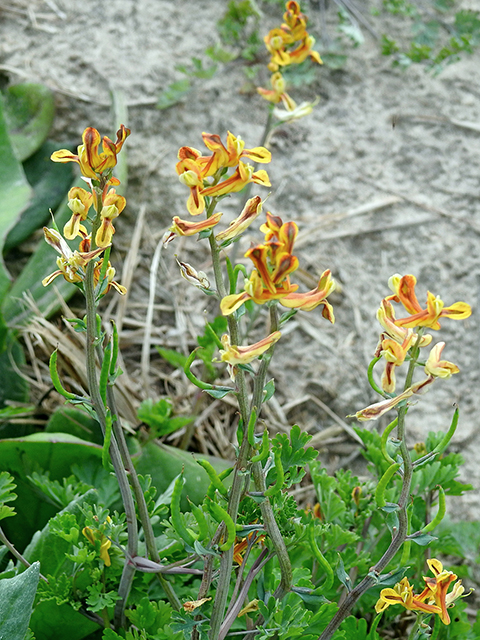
top-left (257, 72), bottom-right (297, 110)
top-left (219, 331), bottom-right (281, 380)
top-left (163, 212), bottom-right (223, 246)
top-left (376, 559), bottom-right (466, 626)
top-left (82, 525), bottom-right (112, 567)
top-left (375, 577), bottom-right (442, 616)
top-left (386, 274), bottom-right (471, 329)
top-left (41, 228), bottom-right (105, 287)
top-left (201, 161), bottom-right (271, 198)
top-left (352, 376), bottom-right (435, 421)
top-left (216, 196), bottom-right (263, 242)
top-left (63, 187), bottom-right (93, 240)
top-left (51, 125), bottom-right (129, 181)
top-left (424, 342), bottom-right (459, 379)
top-left (95, 188), bottom-right (126, 248)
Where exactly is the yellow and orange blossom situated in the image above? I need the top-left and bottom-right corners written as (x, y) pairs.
top-left (51, 125), bottom-right (130, 181)
top-left (386, 274), bottom-right (471, 329)
top-left (375, 559), bottom-right (465, 625)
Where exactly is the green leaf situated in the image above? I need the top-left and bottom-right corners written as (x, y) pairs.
top-left (1, 84), bottom-right (54, 161)
top-left (157, 79), bottom-right (191, 110)
top-left (4, 141), bottom-right (74, 251)
top-left (156, 346), bottom-right (189, 369)
top-left (30, 600), bottom-right (98, 640)
top-left (0, 95), bottom-right (32, 297)
top-left (1, 180), bottom-right (79, 325)
top-left (0, 470), bottom-right (17, 521)
top-left (45, 406), bottom-right (103, 445)
top-left (0, 330), bottom-right (29, 407)
top-left (0, 433), bottom-right (104, 549)
top-left (85, 583), bottom-right (121, 612)
top-left (125, 596), bottom-right (173, 634)
top-left (138, 398), bottom-right (194, 436)
top-left (0, 562), bottom-right (40, 640)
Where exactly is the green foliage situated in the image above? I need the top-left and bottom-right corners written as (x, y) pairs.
top-left (217, 0), bottom-right (262, 59)
top-left (0, 562), bottom-right (40, 640)
top-left (270, 424), bottom-right (317, 489)
top-left (137, 398), bottom-right (194, 438)
top-left (125, 597), bottom-right (175, 636)
top-left (379, 1), bottom-right (480, 70)
top-left (196, 315), bottom-right (228, 380)
top-left (0, 470), bottom-right (17, 521)
top-left (28, 472), bottom-right (92, 511)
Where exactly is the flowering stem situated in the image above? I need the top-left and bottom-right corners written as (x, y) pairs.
top-left (85, 186), bottom-right (138, 628)
top-left (318, 333), bottom-right (424, 640)
top-left (251, 305), bottom-right (292, 599)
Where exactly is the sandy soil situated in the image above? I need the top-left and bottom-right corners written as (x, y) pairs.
top-left (1, 0), bottom-right (479, 519)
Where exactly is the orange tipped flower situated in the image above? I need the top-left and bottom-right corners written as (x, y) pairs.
top-left (386, 274), bottom-right (471, 329)
top-left (202, 161), bottom-right (271, 198)
top-left (352, 376), bottom-right (435, 422)
top-left (424, 342), bottom-right (459, 379)
top-left (220, 331), bottom-right (281, 380)
top-left (64, 187), bottom-right (93, 240)
top-left (376, 559), bottom-right (465, 625)
top-left (163, 212), bottom-right (223, 246)
top-left (41, 228), bottom-right (106, 286)
top-left (51, 125), bottom-right (130, 180)
top-left (257, 72), bottom-right (297, 111)
top-left (216, 196), bottom-right (263, 242)
top-left (375, 577), bottom-right (442, 617)
top-left (201, 131), bottom-right (271, 176)
top-left (95, 189), bottom-right (126, 248)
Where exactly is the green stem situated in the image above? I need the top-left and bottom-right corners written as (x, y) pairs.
top-left (317, 332), bottom-right (424, 640)
top-left (85, 185), bottom-right (138, 629)
top-left (106, 386), bottom-right (181, 611)
top-left (251, 305), bottom-right (292, 598)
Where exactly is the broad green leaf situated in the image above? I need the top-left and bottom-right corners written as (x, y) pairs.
top-left (29, 601), bottom-right (98, 640)
top-left (1, 180), bottom-right (80, 325)
top-left (0, 330), bottom-right (29, 407)
top-left (1, 84), bottom-right (54, 161)
top-left (45, 406), bottom-right (103, 445)
top-left (0, 96), bottom-right (32, 297)
top-left (4, 141), bottom-right (74, 251)
top-left (0, 561), bottom-right (40, 640)
top-left (0, 433), bottom-right (103, 549)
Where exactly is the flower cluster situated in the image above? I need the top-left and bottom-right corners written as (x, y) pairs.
top-left (257, 1), bottom-right (322, 119)
top-left (375, 559), bottom-right (465, 625)
top-left (42, 126), bottom-right (130, 295)
top-left (220, 211), bottom-right (336, 319)
top-left (354, 275), bottom-right (471, 421)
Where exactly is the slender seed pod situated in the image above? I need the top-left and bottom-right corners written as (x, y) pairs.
top-left (205, 498), bottom-right (236, 551)
top-left (204, 322), bottom-right (224, 350)
top-left (188, 499), bottom-right (209, 541)
top-left (99, 342), bottom-right (112, 407)
top-left (433, 407), bottom-right (459, 455)
top-left (375, 462), bottom-right (401, 508)
top-left (225, 255), bottom-right (235, 295)
top-left (380, 417), bottom-right (398, 465)
top-left (422, 486), bottom-right (446, 533)
top-left (247, 407), bottom-right (258, 447)
top-left (171, 473), bottom-right (196, 547)
top-left (307, 522), bottom-right (334, 591)
top-left (102, 409), bottom-right (113, 471)
top-left (196, 459), bottom-right (228, 497)
top-left (49, 350), bottom-right (77, 400)
top-left (367, 356), bottom-right (387, 396)
top-left (264, 447), bottom-right (284, 497)
top-left (184, 349), bottom-right (233, 393)
top-left (109, 321), bottom-right (119, 377)
top-left (251, 430), bottom-right (270, 463)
